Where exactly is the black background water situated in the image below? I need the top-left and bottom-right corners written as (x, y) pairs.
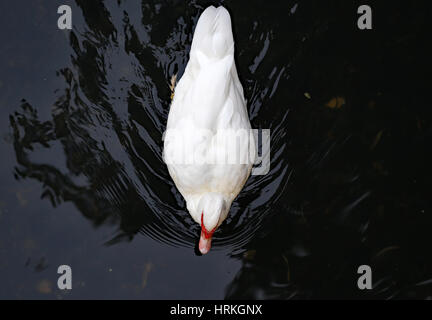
top-left (0, 0), bottom-right (430, 299)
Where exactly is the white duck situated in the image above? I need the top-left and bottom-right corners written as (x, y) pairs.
top-left (163, 5), bottom-right (256, 254)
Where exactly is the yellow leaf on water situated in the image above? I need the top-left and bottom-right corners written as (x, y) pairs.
top-left (16, 191), bottom-right (28, 206)
top-left (326, 96), bottom-right (345, 109)
top-left (243, 250), bottom-right (256, 261)
top-left (142, 262), bottom-right (153, 288)
top-left (37, 280), bottom-right (52, 294)
top-left (370, 130), bottom-right (384, 150)
top-left (169, 74), bottom-right (177, 101)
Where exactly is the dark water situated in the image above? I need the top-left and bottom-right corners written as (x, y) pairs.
top-left (0, 0), bottom-right (430, 299)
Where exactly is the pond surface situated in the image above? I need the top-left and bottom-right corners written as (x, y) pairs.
top-left (0, 0), bottom-right (430, 299)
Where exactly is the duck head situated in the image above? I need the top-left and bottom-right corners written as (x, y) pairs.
top-left (194, 193), bottom-right (229, 254)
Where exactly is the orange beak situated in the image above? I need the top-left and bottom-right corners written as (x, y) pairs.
top-left (199, 231), bottom-right (212, 254)
top-left (199, 212), bottom-right (216, 255)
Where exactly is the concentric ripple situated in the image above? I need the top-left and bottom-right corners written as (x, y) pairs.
top-left (9, 0), bottom-right (293, 254)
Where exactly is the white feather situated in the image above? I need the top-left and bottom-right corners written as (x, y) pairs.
top-left (164, 6), bottom-right (256, 232)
